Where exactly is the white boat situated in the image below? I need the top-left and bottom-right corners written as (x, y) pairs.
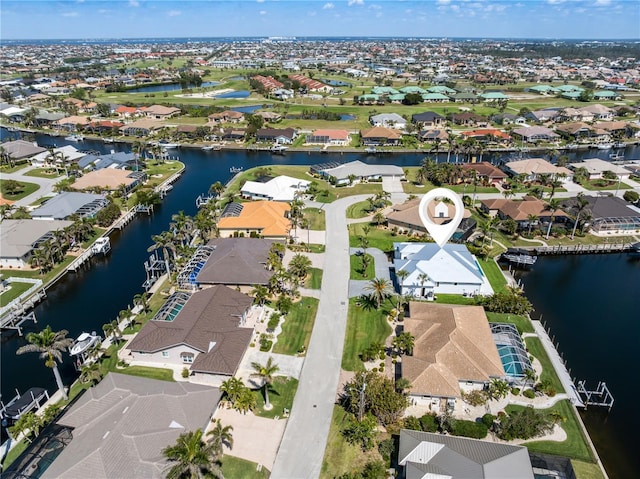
top-left (596, 143), bottom-right (613, 150)
top-left (613, 142), bottom-right (626, 149)
top-left (155, 140), bottom-right (179, 149)
top-left (69, 332), bottom-right (101, 356)
top-left (365, 146), bottom-right (378, 154)
top-left (270, 145), bottom-right (288, 154)
top-left (104, 137), bottom-right (115, 143)
top-left (64, 134), bottom-right (84, 142)
top-left (230, 166), bottom-right (244, 173)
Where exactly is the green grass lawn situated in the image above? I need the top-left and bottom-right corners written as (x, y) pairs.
top-left (349, 223), bottom-right (413, 253)
top-left (144, 160), bottom-right (185, 188)
top-left (525, 336), bottom-right (565, 394)
top-left (0, 163), bottom-right (29, 173)
top-left (0, 179), bottom-right (40, 201)
top-left (289, 243), bottom-right (326, 254)
top-left (320, 405), bottom-right (386, 479)
top-left (346, 200), bottom-right (374, 219)
top-left (303, 207), bottom-right (326, 230)
top-left (350, 253), bottom-right (375, 280)
top-left (29, 196), bottom-right (53, 207)
top-left (23, 168), bottom-right (64, 179)
top-left (342, 298), bottom-right (393, 371)
top-left (0, 280), bottom-right (34, 307)
top-left (477, 258), bottom-right (508, 293)
top-left (304, 268), bottom-right (323, 289)
top-left (486, 312), bottom-right (534, 334)
top-left (273, 297), bottom-right (319, 356)
top-left (434, 294), bottom-right (476, 305)
top-left (571, 460), bottom-right (606, 479)
top-left (116, 365), bottom-right (175, 381)
top-left (506, 400), bottom-right (596, 463)
top-left (0, 255), bottom-right (75, 283)
top-left (578, 179), bottom-right (631, 191)
top-left (222, 455), bottom-right (270, 479)
top-left (253, 377), bottom-right (298, 419)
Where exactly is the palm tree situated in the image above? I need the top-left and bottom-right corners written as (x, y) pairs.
top-left (208, 181), bottom-right (225, 198)
top-left (417, 273), bottom-right (429, 298)
top-left (16, 325), bottom-right (73, 400)
top-left (523, 368), bottom-right (537, 388)
top-left (544, 198), bottom-right (561, 240)
top-left (372, 211), bottom-right (386, 226)
top-left (287, 253), bottom-right (312, 280)
top-left (103, 319), bottom-right (122, 343)
top-left (162, 429), bottom-right (223, 479)
top-left (251, 356), bottom-right (280, 410)
top-left (80, 361), bottom-right (103, 386)
top-left (207, 419), bottom-right (233, 457)
top-left (220, 377), bottom-right (246, 405)
top-left (147, 231), bottom-right (176, 277)
top-left (570, 192), bottom-right (590, 240)
top-left (250, 284), bottom-right (269, 306)
top-left (364, 277), bottom-right (392, 308)
top-left (527, 214), bottom-right (538, 236)
top-left (395, 268), bottom-right (409, 294)
top-left (133, 292), bottom-right (151, 315)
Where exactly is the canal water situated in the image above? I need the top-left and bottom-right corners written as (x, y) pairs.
top-left (1, 132), bottom-right (639, 473)
top-left (517, 254), bottom-right (640, 478)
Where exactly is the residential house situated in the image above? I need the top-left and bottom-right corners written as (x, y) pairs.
top-left (580, 104), bottom-right (615, 120)
top-left (30, 145), bottom-right (87, 168)
top-left (503, 158), bottom-right (573, 182)
top-left (0, 219), bottom-right (73, 268)
top-left (221, 128), bottom-right (247, 142)
top-left (491, 112), bottom-right (526, 125)
top-left (417, 129), bottom-right (450, 143)
top-left (511, 126), bottom-right (560, 144)
top-left (241, 175), bottom-right (310, 202)
top-left (449, 112), bottom-right (487, 127)
top-left (393, 242), bottom-right (494, 298)
top-left (217, 201), bottom-right (291, 240)
top-left (461, 162), bottom-right (508, 185)
top-left (255, 128), bottom-right (297, 144)
top-left (580, 195), bottom-right (640, 235)
top-left (568, 158), bottom-right (631, 181)
top-left (72, 168), bottom-right (143, 193)
top-left (54, 115), bottom-right (91, 132)
top-left (360, 126), bottom-right (402, 146)
top-left (411, 111), bottom-right (445, 129)
top-left (305, 129), bottom-right (351, 146)
top-left (207, 110), bottom-right (245, 125)
top-left (119, 119), bottom-right (164, 137)
top-left (369, 113), bottom-right (407, 129)
top-left (398, 429), bottom-right (534, 479)
top-left (31, 192), bottom-right (108, 220)
top-left (525, 109), bottom-right (560, 123)
top-left (459, 128), bottom-right (511, 145)
top-left (0, 140), bottom-right (46, 162)
top-left (479, 196), bottom-right (569, 231)
top-left (311, 160), bottom-right (404, 186)
top-left (402, 303), bottom-right (505, 407)
top-left (143, 104), bottom-right (180, 120)
top-left (126, 286), bottom-right (255, 385)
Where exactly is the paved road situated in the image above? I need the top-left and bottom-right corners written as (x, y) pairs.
top-left (270, 194), bottom-right (370, 479)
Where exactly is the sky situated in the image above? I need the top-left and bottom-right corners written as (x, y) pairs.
top-left (1, 0), bottom-right (638, 40)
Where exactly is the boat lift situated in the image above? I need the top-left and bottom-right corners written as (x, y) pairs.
top-left (576, 381), bottom-right (615, 411)
top-left (142, 252), bottom-right (167, 291)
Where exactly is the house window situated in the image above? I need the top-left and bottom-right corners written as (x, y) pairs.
top-left (181, 353), bottom-right (194, 364)
top-left (162, 351), bottom-right (169, 358)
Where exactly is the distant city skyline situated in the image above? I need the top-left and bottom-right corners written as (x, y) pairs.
top-left (1, 0), bottom-right (638, 41)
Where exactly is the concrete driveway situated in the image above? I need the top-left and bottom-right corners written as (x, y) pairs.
top-left (1, 165), bottom-right (63, 207)
top-left (236, 350), bottom-right (305, 387)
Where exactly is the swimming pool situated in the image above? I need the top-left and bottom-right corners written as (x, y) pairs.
top-left (491, 323), bottom-right (532, 380)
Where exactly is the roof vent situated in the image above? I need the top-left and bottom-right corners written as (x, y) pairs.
top-left (169, 421), bottom-right (184, 429)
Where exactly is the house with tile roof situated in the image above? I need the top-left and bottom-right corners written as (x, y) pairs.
top-left (503, 158), bottom-right (573, 183)
top-left (511, 126), bottom-right (560, 144)
top-left (360, 126), bottom-right (402, 146)
top-left (401, 303), bottom-right (505, 407)
top-left (480, 196), bottom-right (569, 231)
top-left (461, 162), bottom-right (508, 185)
top-left (143, 104), bottom-right (180, 120)
top-left (386, 198), bottom-right (475, 240)
top-left (305, 129), bottom-right (351, 146)
top-left (217, 200), bottom-right (291, 239)
top-left (126, 286), bottom-right (255, 385)
top-left (369, 113), bottom-right (407, 129)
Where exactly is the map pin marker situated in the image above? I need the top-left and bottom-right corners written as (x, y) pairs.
top-left (418, 187), bottom-right (465, 248)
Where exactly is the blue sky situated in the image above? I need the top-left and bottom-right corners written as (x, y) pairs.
top-left (1, 0), bottom-right (638, 40)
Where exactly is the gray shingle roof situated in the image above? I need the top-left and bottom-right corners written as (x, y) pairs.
top-left (30, 192), bottom-right (106, 220)
top-left (0, 219), bottom-right (73, 259)
top-left (196, 237), bottom-right (276, 285)
top-left (41, 373), bottom-right (220, 479)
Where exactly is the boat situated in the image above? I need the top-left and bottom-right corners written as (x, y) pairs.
top-left (613, 142), bottom-right (626, 149)
top-left (596, 143), bottom-right (613, 150)
top-left (500, 248), bottom-right (538, 267)
top-left (609, 152), bottom-right (624, 161)
top-left (0, 387), bottom-right (49, 421)
top-left (69, 332), bottom-right (101, 357)
top-left (64, 134), bottom-right (84, 142)
top-left (155, 140), bottom-right (179, 149)
top-left (229, 166), bottom-right (244, 174)
top-left (365, 146), bottom-right (378, 154)
top-left (565, 144), bottom-right (579, 150)
top-left (270, 145), bottom-right (288, 154)
top-left (202, 144), bottom-right (221, 151)
top-left (104, 137), bottom-right (115, 143)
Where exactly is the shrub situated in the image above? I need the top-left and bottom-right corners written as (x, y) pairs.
top-left (259, 334), bottom-right (273, 352)
top-left (523, 389), bottom-right (536, 399)
top-left (181, 367), bottom-right (189, 378)
top-left (450, 419), bottom-right (488, 439)
top-left (496, 406), bottom-right (555, 441)
top-left (378, 438), bottom-right (395, 464)
top-left (511, 387), bottom-right (521, 396)
top-left (462, 389), bottom-right (488, 406)
top-left (420, 413), bottom-right (439, 432)
top-left (403, 415), bottom-right (422, 431)
top-left (481, 413), bottom-right (496, 428)
top-left (267, 312), bottom-right (280, 331)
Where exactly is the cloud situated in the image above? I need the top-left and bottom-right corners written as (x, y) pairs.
top-left (436, 0), bottom-right (451, 4)
top-left (259, 10), bottom-right (267, 15)
top-left (256, 0), bottom-right (265, 2)
top-left (129, 0), bottom-right (139, 7)
top-left (369, 4), bottom-right (381, 9)
top-left (98, 9), bottom-right (110, 14)
top-left (76, 0), bottom-right (85, 3)
top-left (62, 11), bottom-right (79, 17)
top-left (167, 10), bottom-right (181, 17)
top-left (594, 0), bottom-right (611, 5)
top-left (323, 2), bottom-right (335, 9)
top-left (348, 0), bottom-right (364, 5)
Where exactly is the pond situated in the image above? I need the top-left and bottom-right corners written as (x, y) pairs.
top-left (321, 78), bottom-right (352, 87)
top-left (231, 105), bottom-right (267, 114)
top-left (340, 114), bottom-right (356, 121)
top-left (213, 90), bottom-right (251, 99)
top-left (127, 81), bottom-right (220, 93)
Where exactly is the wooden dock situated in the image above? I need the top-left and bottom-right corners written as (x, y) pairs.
top-left (519, 243), bottom-right (631, 255)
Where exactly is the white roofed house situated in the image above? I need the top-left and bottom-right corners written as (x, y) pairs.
top-left (241, 175), bottom-right (310, 202)
top-left (0, 219), bottom-right (73, 268)
top-left (369, 113), bottom-right (407, 130)
top-left (311, 160), bottom-right (404, 186)
top-left (503, 158), bottom-right (573, 183)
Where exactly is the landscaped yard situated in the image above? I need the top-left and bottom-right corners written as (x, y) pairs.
top-left (303, 207), bottom-right (326, 230)
top-left (525, 336), bottom-right (565, 394)
top-left (477, 258), bottom-right (508, 293)
top-left (221, 455), bottom-right (270, 479)
top-left (348, 223), bottom-right (413, 253)
top-left (253, 377), bottom-right (298, 419)
top-left (346, 200), bottom-right (373, 219)
top-left (434, 294), bottom-right (476, 305)
top-left (23, 168), bottom-right (64, 179)
top-left (342, 298), bottom-right (393, 371)
top-left (320, 405), bottom-right (386, 479)
top-left (506, 400), bottom-right (596, 463)
top-left (571, 459), bottom-right (606, 479)
top-left (0, 179), bottom-right (40, 201)
top-left (350, 253), bottom-right (375, 280)
top-left (304, 268), bottom-right (323, 290)
top-left (0, 280), bottom-right (34, 307)
top-left (486, 312), bottom-right (534, 334)
top-left (273, 297), bottom-right (319, 356)
top-left (578, 179), bottom-right (631, 191)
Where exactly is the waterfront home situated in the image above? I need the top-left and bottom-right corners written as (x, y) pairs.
top-left (525, 109), bottom-right (560, 123)
top-left (77, 151), bottom-right (139, 171)
top-left (310, 160), bottom-right (404, 186)
top-left (448, 112), bottom-right (487, 127)
top-left (511, 126), bottom-right (560, 144)
top-left (217, 201), bottom-right (292, 240)
top-left (369, 113), bottom-right (407, 129)
top-left (555, 122), bottom-right (611, 144)
top-left (305, 129), bottom-right (351, 146)
top-left (411, 111), bottom-right (445, 129)
top-left (480, 196), bottom-right (569, 231)
top-left (577, 195), bottom-right (640, 235)
top-left (417, 129), bottom-right (450, 143)
top-left (40, 373), bottom-right (220, 479)
top-left (196, 237), bottom-right (277, 290)
top-left (54, 115), bottom-right (91, 132)
top-left (143, 104), bottom-right (180, 120)
top-left (207, 110), bottom-right (245, 125)
top-left (568, 158), bottom-right (631, 181)
top-left (0, 219), bottom-right (73, 268)
top-left (459, 128), bottom-right (512, 145)
top-left (0, 139), bottom-right (46, 162)
top-left (241, 175), bottom-right (310, 202)
top-left (71, 168), bottom-right (143, 193)
top-left (393, 242), bottom-right (493, 298)
top-left (503, 158), bottom-right (573, 183)
top-left (360, 126), bottom-right (402, 146)
top-left (221, 128), bottom-right (247, 142)
top-left (399, 429), bottom-right (534, 479)
top-left (119, 119), bottom-right (164, 137)
top-left (126, 286), bottom-right (255, 386)
top-left (255, 127), bottom-right (297, 144)
top-left (401, 303), bottom-right (505, 408)
top-left (386, 198), bottom-right (476, 240)
top-left (31, 192), bottom-right (108, 221)
top-left (30, 144), bottom-right (87, 168)
top-left (461, 162), bottom-right (508, 185)
top-left (579, 103), bottom-right (615, 121)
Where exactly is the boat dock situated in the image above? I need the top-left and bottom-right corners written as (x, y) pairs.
top-left (0, 388), bottom-right (50, 421)
top-left (67, 237), bottom-right (111, 272)
top-left (519, 243), bottom-right (632, 256)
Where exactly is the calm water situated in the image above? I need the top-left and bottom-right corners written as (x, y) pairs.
top-left (126, 81), bottom-right (220, 93)
top-left (517, 254), bottom-right (640, 478)
top-left (1, 131), bottom-right (639, 472)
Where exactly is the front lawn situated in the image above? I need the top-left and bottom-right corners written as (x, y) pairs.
top-left (350, 253), bottom-right (375, 280)
top-left (342, 298), bottom-right (393, 371)
top-left (571, 460), bottom-right (606, 479)
top-left (23, 168), bottom-right (64, 179)
top-left (273, 297), bottom-right (319, 356)
top-left (303, 207), bottom-right (326, 230)
top-left (578, 179), bottom-right (631, 191)
top-left (0, 179), bottom-right (40, 200)
top-left (116, 365), bottom-right (175, 382)
top-left (525, 336), bottom-right (565, 394)
top-left (253, 377), bottom-right (298, 419)
top-left (434, 294), bottom-right (476, 305)
top-left (346, 200), bottom-right (373, 219)
top-left (349, 223), bottom-right (414, 253)
top-left (304, 268), bottom-right (323, 290)
top-left (505, 401), bottom-right (596, 463)
top-left (222, 456), bottom-right (270, 479)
